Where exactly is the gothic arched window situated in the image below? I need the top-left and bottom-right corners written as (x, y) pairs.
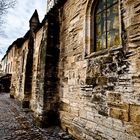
top-left (94, 0), bottom-right (120, 51)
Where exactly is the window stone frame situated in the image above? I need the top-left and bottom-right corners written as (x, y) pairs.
top-left (84, 0), bottom-right (123, 57)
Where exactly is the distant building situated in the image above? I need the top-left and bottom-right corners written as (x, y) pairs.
top-left (1, 55), bottom-right (8, 74)
top-left (1, 0), bottom-right (140, 139)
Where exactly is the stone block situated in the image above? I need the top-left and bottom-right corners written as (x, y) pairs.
top-left (132, 125), bottom-right (140, 137)
top-left (70, 107), bottom-right (79, 116)
top-left (87, 66), bottom-right (100, 77)
top-left (107, 92), bottom-right (122, 103)
top-left (71, 124), bottom-right (84, 139)
top-left (86, 111), bottom-right (94, 121)
top-left (108, 63), bottom-right (117, 72)
top-left (85, 135), bottom-right (94, 140)
top-left (92, 94), bottom-right (104, 102)
top-left (130, 104), bottom-right (140, 124)
top-left (68, 79), bottom-right (77, 85)
top-left (102, 56), bottom-right (113, 63)
top-left (60, 101), bottom-right (71, 112)
top-left (61, 98), bottom-right (70, 104)
top-left (112, 119), bottom-right (124, 132)
top-left (108, 102), bottom-right (129, 110)
top-left (85, 121), bottom-right (96, 129)
top-left (98, 106), bottom-right (109, 117)
top-left (110, 107), bottom-right (129, 121)
top-left (108, 77), bottom-right (118, 83)
top-left (97, 76), bottom-right (108, 86)
top-left (85, 76), bottom-right (96, 86)
top-left (73, 117), bottom-right (87, 128)
top-left (126, 125), bottom-right (140, 138)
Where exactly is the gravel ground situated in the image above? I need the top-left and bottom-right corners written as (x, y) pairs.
top-left (0, 93), bottom-right (75, 140)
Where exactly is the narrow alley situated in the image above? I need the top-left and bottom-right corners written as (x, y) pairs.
top-left (0, 93), bottom-right (74, 140)
top-left (1, 0), bottom-right (140, 140)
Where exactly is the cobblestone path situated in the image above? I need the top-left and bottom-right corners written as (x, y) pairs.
top-left (0, 93), bottom-right (74, 140)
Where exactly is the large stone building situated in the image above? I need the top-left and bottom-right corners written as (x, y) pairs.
top-left (1, 0), bottom-right (140, 139)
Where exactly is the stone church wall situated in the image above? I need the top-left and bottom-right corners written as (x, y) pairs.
top-left (30, 11), bottom-right (61, 127)
top-left (6, 0), bottom-right (140, 139)
top-left (58, 0), bottom-right (140, 139)
top-left (10, 40), bottom-right (29, 101)
top-left (30, 27), bottom-right (44, 119)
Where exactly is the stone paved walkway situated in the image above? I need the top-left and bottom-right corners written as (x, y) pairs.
top-left (0, 93), bottom-right (74, 140)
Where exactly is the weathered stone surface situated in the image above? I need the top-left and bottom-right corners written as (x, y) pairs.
top-left (2, 0), bottom-right (140, 140)
top-left (0, 93), bottom-right (74, 140)
top-left (58, 0), bottom-right (140, 139)
top-left (130, 104), bottom-right (140, 124)
top-left (110, 108), bottom-right (129, 122)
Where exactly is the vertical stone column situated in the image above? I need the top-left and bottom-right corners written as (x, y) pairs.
top-left (43, 12), bottom-right (60, 126)
top-left (34, 10), bottom-right (60, 127)
top-left (34, 23), bottom-right (48, 125)
top-left (22, 32), bottom-right (34, 108)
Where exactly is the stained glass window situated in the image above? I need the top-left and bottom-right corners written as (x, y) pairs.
top-left (94, 0), bottom-right (120, 51)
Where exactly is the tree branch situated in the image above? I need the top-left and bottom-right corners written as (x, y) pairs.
top-left (0, 0), bottom-right (16, 34)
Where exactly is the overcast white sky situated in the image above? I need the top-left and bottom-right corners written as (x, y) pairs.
top-left (0, 0), bottom-right (46, 59)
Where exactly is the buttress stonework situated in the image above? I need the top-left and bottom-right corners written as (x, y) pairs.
top-left (1, 0), bottom-right (140, 139)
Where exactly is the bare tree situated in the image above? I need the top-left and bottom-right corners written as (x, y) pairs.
top-left (0, 0), bottom-right (16, 33)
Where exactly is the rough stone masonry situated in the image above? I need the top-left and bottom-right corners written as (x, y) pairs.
top-left (3, 0), bottom-right (140, 140)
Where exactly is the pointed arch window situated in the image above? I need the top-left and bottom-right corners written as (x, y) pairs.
top-left (94, 0), bottom-right (120, 51)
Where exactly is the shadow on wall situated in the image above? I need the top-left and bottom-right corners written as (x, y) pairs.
top-left (35, 9), bottom-right (61, 128)
top-left (0, 74), bottom-right (12, 93)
